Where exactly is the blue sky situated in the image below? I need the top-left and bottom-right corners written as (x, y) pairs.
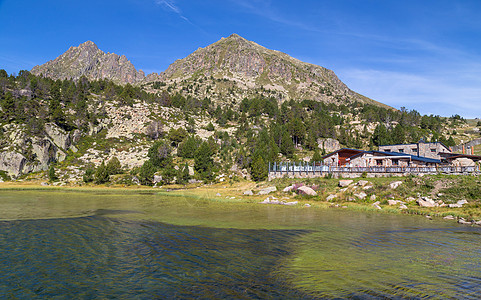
top-left (1, 0), bottom-right (481, 118)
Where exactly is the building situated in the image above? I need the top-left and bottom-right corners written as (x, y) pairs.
top-left (322, 148), bottom-right (443, 167)
top-left (378, 141), bottom-right (451, 160)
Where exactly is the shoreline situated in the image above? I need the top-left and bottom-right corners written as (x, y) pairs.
top-left (1, 176), bottom-right (480, 226)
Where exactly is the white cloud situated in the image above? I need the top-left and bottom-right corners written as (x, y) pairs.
top-left (155, 0), bottom-right (190, 22)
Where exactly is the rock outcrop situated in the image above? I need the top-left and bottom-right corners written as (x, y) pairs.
top-left (0, 151), bottom-right (26, 177)
top-left (31, 41), bottom-right (145, 84)
top-left (147, 34), bottom-right (387, 107)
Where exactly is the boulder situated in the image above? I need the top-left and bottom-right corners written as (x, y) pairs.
top-left (448, 203), bottom-right (462, 208)
top-left (417, 197), bottom-right (437, 207)
top-left (317, 138), bottom-right (340, 153)
top-left (305, 204), bottom-right (311, 207)
top-left (458, 219), bottom-right (472, 225)
top-left (258, 186), bottom-right (277, 195)
top-left (326, 194), bottom-right (337, 201)
top-left (45, 123), bottom-right (71, 150)
top-left (283, 201), bottom-right (298, 206)
top-left (363, 185), bottom-right (373, 190)
top-left (243, 190), bottom-right (254, 196)
top-left (153, 175), bottom-right (162, 183)
top-left (0, 151), bottom-right (26, 177)
top-left (372, 201), bottom-right (382, 210)
top-left (283, 185), bottom-right (294, 192)
top-left (297, 186), bottom-right (317, 196)
top-left (357, 180), bottom-right (369, 186)
top-left (354, 192), bottom-right (367, 200)
top-left (399, 204), bottom-right (408, 209)
top-left (216, 193), bottom-right (221, 196)
top-left (339, 180), bottom-right (353, 187)
top-left (443, 215), bottom-right (455, 220)
top-left (370, 195), bottom-right (377, 201)
top-left (457, 200), bottom-right (469, 206)
top-left (389, 181), bottom-right (403, 189)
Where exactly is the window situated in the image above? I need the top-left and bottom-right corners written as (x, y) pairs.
top-left (430, 149), bottom-right (436, 153)
top-left (385, 149), bottom-right (391, 152)
top-left (392, 159), bottom-right (399, 165)
top-left (398, 149), bottom-right (404, 153)
top-left (412, 148), bottom-right (417, 152)
top-left (376, 159), bottom-right (383, 166)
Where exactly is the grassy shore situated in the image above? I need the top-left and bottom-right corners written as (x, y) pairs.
top-left (1, 174), bottom-right (481, 224)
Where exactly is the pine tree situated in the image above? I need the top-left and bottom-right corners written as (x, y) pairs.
top-left (48, 165), bottom-right (58, 182)
top-left (94, 161), bottom-right (109, 184)
top-left (311, 149), bottom-right (322, 162)
top-left (250, 153), bottom-right (267, 182)
top-left (138, 160), bottom-right (156, 186)
top-left (194, 141), bottom-right (214, 182)
top-left (106, 156), bottom-right (122, 175)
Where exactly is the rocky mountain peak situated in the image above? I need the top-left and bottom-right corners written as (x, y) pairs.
top-left (153, 34), bottom-right (384, 107)
top-left (31, 41), bottom-right (145, 84)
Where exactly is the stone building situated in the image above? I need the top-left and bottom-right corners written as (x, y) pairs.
top-left (378, 141), bottom-right (451, 160)
top-left (322, 148), bottom-right (442, 167)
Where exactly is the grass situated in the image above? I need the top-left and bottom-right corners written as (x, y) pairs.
top-left (2, 174), bottom-right (481, 222)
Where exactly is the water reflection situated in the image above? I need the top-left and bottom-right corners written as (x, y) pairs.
top-left (0, 217), bottom-right (310, 299)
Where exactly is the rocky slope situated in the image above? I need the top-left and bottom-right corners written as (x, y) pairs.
top-left (31, 35), bottom-right (388, 108)
top-left (31, 41), bottom-right (145, 84)
top-left (146, 34), bottom-right (387, 107)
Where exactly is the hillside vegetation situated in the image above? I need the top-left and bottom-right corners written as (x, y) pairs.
top-left (0, 70), bottom-right (467, 185)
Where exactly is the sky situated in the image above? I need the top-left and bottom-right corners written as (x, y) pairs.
top-left (1, 0), bottom-right (481, 118)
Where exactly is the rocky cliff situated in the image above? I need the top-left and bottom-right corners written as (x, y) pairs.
top-left (31, 41), bottom-right (145, 84)
top-left (147, 34), bottom-right (385, 107)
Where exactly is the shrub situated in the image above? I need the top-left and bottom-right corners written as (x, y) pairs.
top-left (48, 165), bottom-right (58, 182)
top-left (94, 161), bottom-right (109, 184)
top-left (83, 167), bottom-right (95, 183)
top-left (138, 160), bottom-right (156, 186)
top-left (106, 156), bottom-right (122, 175)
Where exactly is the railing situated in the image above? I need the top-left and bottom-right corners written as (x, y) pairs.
top-left (268, 162), bottom-right (480, 175)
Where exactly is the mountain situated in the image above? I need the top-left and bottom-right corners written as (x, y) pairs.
top-left (31, 35), bottom-right (388, 108)
top-left (31, 41), bottom-right (145, 84)
top-left (147, 34), bottom-right (386, 107)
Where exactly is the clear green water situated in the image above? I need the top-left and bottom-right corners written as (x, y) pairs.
top-left (1, 190), bottom-right (481, 299)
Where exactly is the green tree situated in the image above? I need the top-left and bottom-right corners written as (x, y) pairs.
top-left (168, 127), bottom-right (188, 146)
top-left (94, 161), bottom-right (109, 184)
top-left (147, 140), bottom-right (172, 168)
top-left (311, 149), bottom-right (323, 162)
top-left (48, 165), bottom-right (58, 182)
top-left (205, 122), bottom-right (215, 131)
top-left (138, 160), bottom-right (156, 186)
top-left (194, 141), bottom-right (215, 182)
top-left (250, 153), bottom-right (267, 182)
top-left (83, 166), bottom-right (95, 183)
top-left (176, 162), bottom-right (190, 184)
top-left (177, 135), bottom-right (198, 158)
top-left (106, 156), bottom-right (122, 175)
top-left (372, 123), bottom-right (390, 147)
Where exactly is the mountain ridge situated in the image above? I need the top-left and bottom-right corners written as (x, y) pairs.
top-left (31, 34), bottom-right (390, 108)
top-left (31, 41), bottom-right (145, 84)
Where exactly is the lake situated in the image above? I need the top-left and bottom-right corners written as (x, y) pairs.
top-left (1, 190), bottom-right (480, 299)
